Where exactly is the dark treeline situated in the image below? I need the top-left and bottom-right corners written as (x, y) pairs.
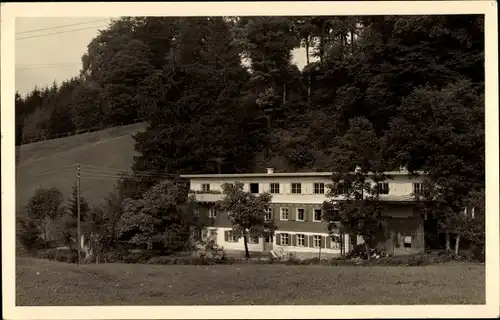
top-left (16, 15), bottom-right (484, 177)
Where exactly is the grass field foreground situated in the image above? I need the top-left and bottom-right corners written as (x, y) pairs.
top-left (16, 258), bottom-right (485, 305)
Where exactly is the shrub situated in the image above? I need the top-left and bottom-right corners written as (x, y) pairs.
top-left (146, 255), bottom-right (231, 265)
top-left (39, 248), bottom-right (58, 260)
top-left (39, 248), bottom-right (81, 263)
top-left (123, 250), bottom-right (156, 264)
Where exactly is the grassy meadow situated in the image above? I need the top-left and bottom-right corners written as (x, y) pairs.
top-left (15, 122), bottom-right (146, 212)
top-left (16, 258), bottom-right (485, 305)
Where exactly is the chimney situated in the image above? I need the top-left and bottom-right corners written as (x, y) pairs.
top-left (266, 168), bottom-right (274, 174)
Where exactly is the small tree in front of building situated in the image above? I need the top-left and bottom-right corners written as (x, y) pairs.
top-left (323, 169), bottom-right (387, 260)
top-left (322, 117), bottom-right (388, 260)
top-left (217, 181), bottom-right (276, 259)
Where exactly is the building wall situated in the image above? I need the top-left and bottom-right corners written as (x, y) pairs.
top-left (204, 226), bottom-right (349, 255)
top-left (190, 172), bottom-right (426, 256)
top-left (188, 174), bottom-right (425, 200)
top-left (190, 176), bottom-right (331, 194)
top-left (380, 204), bottom-right (425, 255)
top-left (200, 202), bottom-right (424, 256)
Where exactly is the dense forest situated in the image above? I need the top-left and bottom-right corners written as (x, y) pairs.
top-left (16, 16), bottom-right (484, 178)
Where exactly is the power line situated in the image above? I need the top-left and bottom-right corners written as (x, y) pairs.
top-left (16, 19), bottom-right (111, 35)
top-left (80, 170), bottom-right (170, 180)
top-left (34, 168), bottom-right (76, 178)
top-left (16, 24), bottom-right (110, 41)
top-left (16, 62), bottom-right (81, 69)
top-left (79, 164), bottom-right (181, 178)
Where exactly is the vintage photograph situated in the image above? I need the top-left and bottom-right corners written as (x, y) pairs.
top-left (3, 1), bottom-right (498, 318)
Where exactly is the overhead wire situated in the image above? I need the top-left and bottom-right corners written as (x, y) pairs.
top-left (24, 163), bottom-right (185, 183)
top-left (79, 164), bottom-right (181, 179)
top-left (16, 62), bottom-right (82, 69)
top-left (16, 19), bottom-right (112, 35)
top-left (16, 24), bottom-right (111, 41)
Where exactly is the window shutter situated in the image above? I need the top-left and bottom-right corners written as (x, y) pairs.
top-left (326, 236), bottom-right (331, 249)
top-left (303, 235), bottom-right (308, 247)
top-left (276, 234), bottom-right (281, 245)
top-left (224, 231), bottom-right (229, 242)
top-left (292, 234), bottom-right (297, 247)
top-left (304, 208), bottom-right (309, 222)
top-left (309, 235), bottom-right (314, 247)
top-left (289, 208), bottom-right (294, 221)
top-left (321, 236), bottom-right (326, 248)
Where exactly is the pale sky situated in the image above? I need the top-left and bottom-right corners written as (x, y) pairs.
top-left (15, 17), bottom-right (309, 96)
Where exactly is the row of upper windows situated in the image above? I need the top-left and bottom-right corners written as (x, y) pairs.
top-left (201, 182), bottom-right (327, 194)
top-left (200, 182), bottom-right (425, 195)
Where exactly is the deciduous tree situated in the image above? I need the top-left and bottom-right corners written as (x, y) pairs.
top-left (25, 187), bottom-right (65, 246)
top-left (217, 181), bottom-right (276, 258)
top-left (322, 117), bottom-right (387, 259)
top-left (117, 180), bottom-right (208, 254)
top-left (383, 79), bottom-right (484, 253)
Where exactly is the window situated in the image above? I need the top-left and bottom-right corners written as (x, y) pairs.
top-left (202, 183), bottom-right (210, 192)
top-left (209, 207), bottom-right (217, 218)
top-left (313, 235), bottom-right (322, 248)
top-left (378, 182), bottom-right (389, 195)
top-left (264, 208), bottom-right (272, 220)
top-left (270, 183), bottom-right (280, 194)
top-left (226, 230), bottom-right (238, 242)
top-left (331, 235), bottom-right (341, 249)
top-left (280, 208), bottom-right (289, 220)
top-left (280, 233), bottom-right (289, 246)
top-left (404, 236), bottom-right (412, 248)
top-left (250, 183), bottom-right (259, 194)
top-left (413, 183), bottom-right (423, 195)
top-left (463, 207), bottom-right (476, 219)
top-left (297, 234), bottom-right (306, 247)
top-left (296, 208), bottom-right (305, 221)
top-left (314, 183), bottom-right (325, 194)
top-left (313, 209), bottom-right (322, 222)
top-left (291, 183), bottom-right (302, 194)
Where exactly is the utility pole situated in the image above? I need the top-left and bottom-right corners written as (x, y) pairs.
top-left (76, 162), bottom-right (81, 265)
top-left (318, 237), bottom-right (322, 260)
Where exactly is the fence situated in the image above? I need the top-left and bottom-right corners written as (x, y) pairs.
top-left (20, 117), bottom-right (145, 145)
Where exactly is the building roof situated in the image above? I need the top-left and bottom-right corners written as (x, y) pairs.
top-left (179, 170), bottom-right (424, 179)
top-left (180, 172), bottom-right (333, 179)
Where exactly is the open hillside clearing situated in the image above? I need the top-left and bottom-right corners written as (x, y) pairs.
top-left (16, 122), bottom-right (146, 212)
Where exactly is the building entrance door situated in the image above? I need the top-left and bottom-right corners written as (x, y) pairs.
top-left (263, 235), bottom-right (273, 251)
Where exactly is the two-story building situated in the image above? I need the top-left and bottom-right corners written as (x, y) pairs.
top-left (180, 168), bottom-right (427, 257)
